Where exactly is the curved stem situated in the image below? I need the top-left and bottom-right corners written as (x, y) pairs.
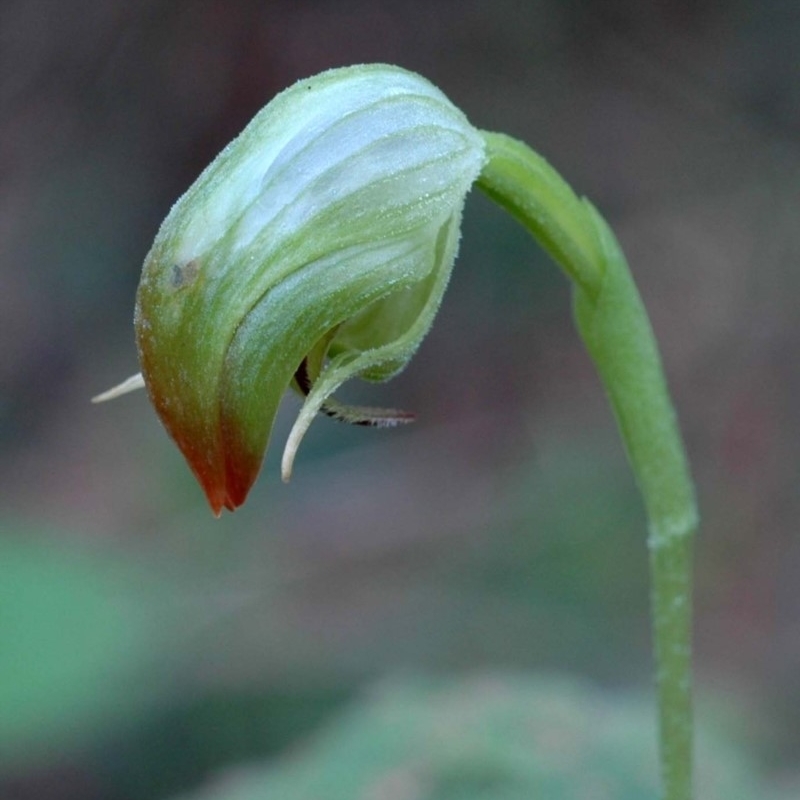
top-left (477, 130), bottom-right (699, 800)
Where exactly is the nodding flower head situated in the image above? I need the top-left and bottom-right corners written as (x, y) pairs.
top-left (114, 64), bottom-right (485, 514)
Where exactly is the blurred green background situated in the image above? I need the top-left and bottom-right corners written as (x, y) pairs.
top-left (1, 1), bottom-right (799, 797)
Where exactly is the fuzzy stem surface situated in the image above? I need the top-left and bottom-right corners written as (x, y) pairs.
top-left (477, 130), bottom-right (699, 800)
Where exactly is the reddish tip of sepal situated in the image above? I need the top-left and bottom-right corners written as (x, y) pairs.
top-left (168, 428), bottom-right (260, 516)
top-left (183, 459), bottom-right (232, 517)
top-left (191, 458), bottom-right (258, 517)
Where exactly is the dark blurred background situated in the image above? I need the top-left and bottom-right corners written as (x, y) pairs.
top-left (1, 0), bottom-right (799, 797)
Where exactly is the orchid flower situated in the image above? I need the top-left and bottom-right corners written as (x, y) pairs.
top-left (97, 65), bottom-right (483, 514)
top-left (96, 63), bottom-right (698, 800)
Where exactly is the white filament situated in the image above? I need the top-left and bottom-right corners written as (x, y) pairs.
top-left (91, 373), bottom-right (145, 403)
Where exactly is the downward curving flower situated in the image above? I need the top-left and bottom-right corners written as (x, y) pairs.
top-left (95, 60), bottom-right (699, 800)
top-left (96, 65), bottom-right (486, 515)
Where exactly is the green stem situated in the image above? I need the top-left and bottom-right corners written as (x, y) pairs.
top-left (477, 130), bottom-right (699, 800)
